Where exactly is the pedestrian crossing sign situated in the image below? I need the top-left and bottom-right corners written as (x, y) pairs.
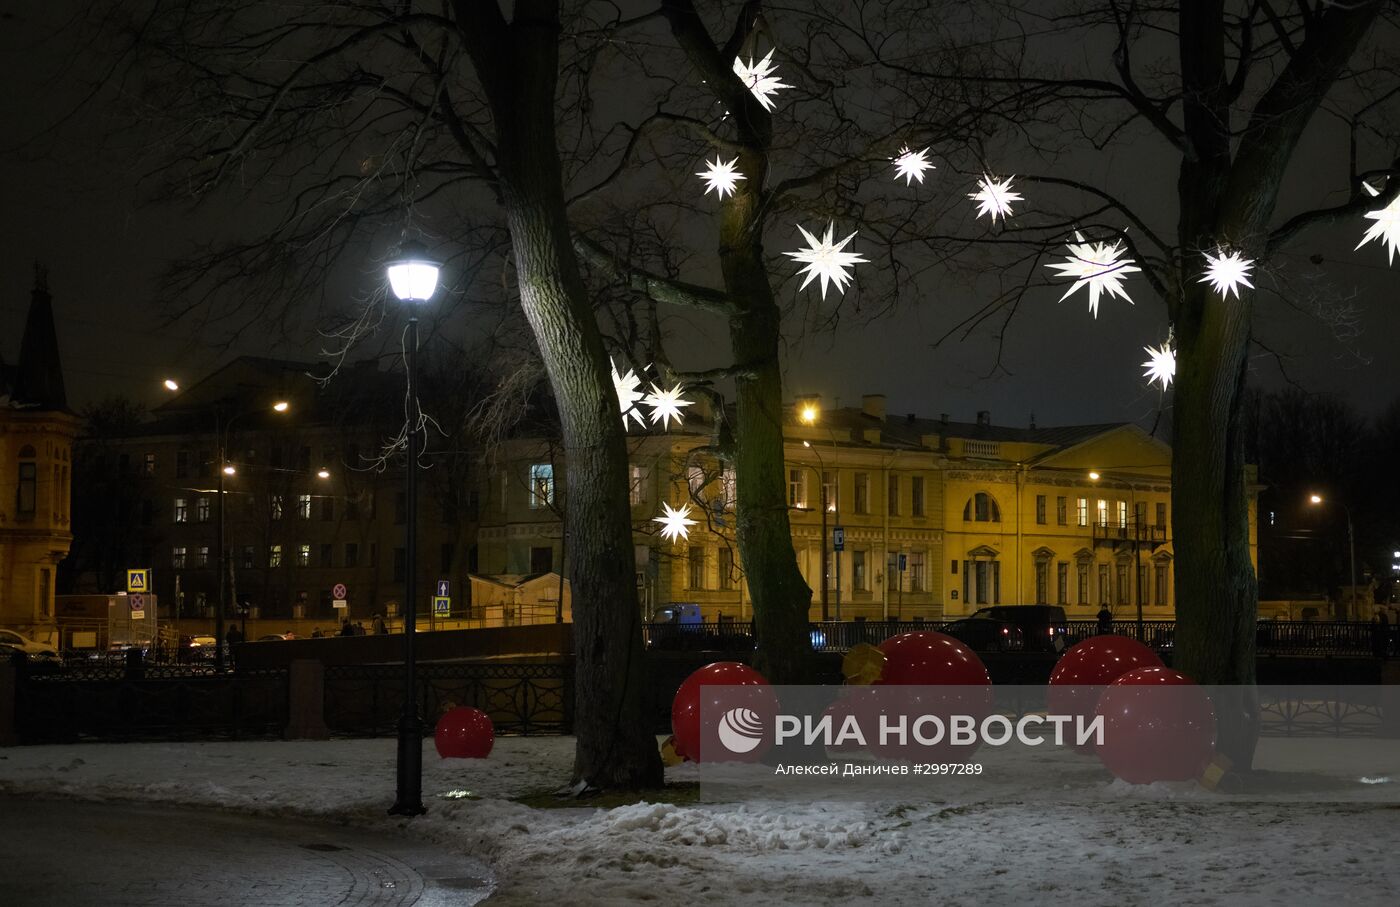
top-left (127, 569), bottom-right (151, 593)
top-left (433, 596), bottom-right (451, 615)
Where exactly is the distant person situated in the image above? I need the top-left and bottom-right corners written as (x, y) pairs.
top-left (339, 619), bottom-right (354, 637)
top-left (225, 625), bottom-right (243, 646)
top-left (354, 621), bottom-right (367, 636)
top-left (372, 614), bottom-right (387, 635)
top-left (1096, 606), bottom-right (1113, 635)
top-left (311, 627), bottom-right (324, 639)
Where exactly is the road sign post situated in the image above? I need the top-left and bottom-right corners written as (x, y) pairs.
top-left (832, 528), bottom-right (844, 620)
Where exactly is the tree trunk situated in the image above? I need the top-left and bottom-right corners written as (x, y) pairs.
top-left (1169, 279), bottom-right (1260, 769)
top-left (726, 254), bottom-right (814, 684)
top-left (462, 2), bottom-right (661, 789)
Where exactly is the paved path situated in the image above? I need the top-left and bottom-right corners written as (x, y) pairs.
top-left (0, 798), bottom-right (492, 906)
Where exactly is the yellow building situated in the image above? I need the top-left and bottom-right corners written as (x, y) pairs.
top-left (0, 268), bottom-right (76, 647)
top-left (476, 394), bottom-right (1258, 624)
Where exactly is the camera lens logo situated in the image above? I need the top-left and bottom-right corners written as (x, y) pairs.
top-left (717, 707), bottom-right (765, 754)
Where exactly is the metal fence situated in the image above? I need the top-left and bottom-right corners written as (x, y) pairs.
top-left (323, 661), bottom-right (570, 737)
top-left (644, 618), bottom-right (1385, 657)
top-left (17, 668), bottom-right (289, 742)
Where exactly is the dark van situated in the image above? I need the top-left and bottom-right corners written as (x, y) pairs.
top-left (967, 605), bottom-right (1069, 652)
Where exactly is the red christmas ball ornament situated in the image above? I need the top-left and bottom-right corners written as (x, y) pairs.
top-left (671, 662), bottom-right (775, 763)
top-left (434, 706), bottom-right (495, 759)
top-left (1094, 666), bottom-right (1215, 784)
top-left (876, 631), bottom-right (992, 686)
top-left (1048, 635), bottom-right (1164, 754)
top-left (870, 632), bottom-right (992, 762)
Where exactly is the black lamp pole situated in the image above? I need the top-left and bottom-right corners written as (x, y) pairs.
top-left (391, 311), bottom-right (425, 816)
top-left (387, 240), bottom-right (438, 818)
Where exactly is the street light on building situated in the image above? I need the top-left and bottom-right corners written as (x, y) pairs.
top-left (163, 378), bottom-right (180, 392)
top-left (1308, 493), bottom-right (1357, 620)
top-left (386, 239), bottom-right (441, 818)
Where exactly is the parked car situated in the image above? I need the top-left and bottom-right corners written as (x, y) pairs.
top-left (964, 605), bottom-right (1069, 653)
top-left (0, 629), bottom-right (59, 658)
top-left (942, 616), bottom-right (1025, 652)
top-left (0, 640), bottom-right (61, 673)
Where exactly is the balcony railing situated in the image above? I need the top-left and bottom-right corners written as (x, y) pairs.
top-left (1090, 519), bottom-right (1169, 546)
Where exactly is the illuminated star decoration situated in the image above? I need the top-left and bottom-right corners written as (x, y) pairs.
top-left (1045, 231), bottom-right (1140, 318)
top-left (891, 146), bottom-right (934, 186)
top-left (1141, 342), bottom-right (1176, 391)
top-left (732, 50), bottom-right (792, 112)
top-left (784, 222), bottom-right (869, 300)
top-left (968, 174), bottom-right (1022, 223)
top-left (697, 155), bottom-right (746, 199)
top-left (644, 383), bottom-right (694, 430)
top-left (1356, 181), bottom-right (1400, 265)
top-left (1198, 248), bottom-right (1255, 299)
top-left (653, 502), bottom-right (698, 543)
top-left (611, 358), bottom-right (647, 428)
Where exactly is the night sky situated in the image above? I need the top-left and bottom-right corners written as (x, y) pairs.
top-left (3, 2), bottom-right (1397, 426)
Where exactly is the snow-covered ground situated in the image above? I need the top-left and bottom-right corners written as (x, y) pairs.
top-left (1, 736), bottom-right (1398, 905)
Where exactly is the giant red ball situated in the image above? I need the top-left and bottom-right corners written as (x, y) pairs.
top-left (1094, 666), bottom-right (1215, 784)
top-left (870, 632), bottom-right (992, 762)
top-left (1048, 635), bottom-right (1163, 753)
top-left (671, 662), bottom-right (775, 763)
top-left (434, 706), bottom-right (495, 759)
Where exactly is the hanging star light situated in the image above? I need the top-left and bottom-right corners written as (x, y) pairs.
top-left (696, 156), bottom-right (746, 199)
top-left (1141, 342), bottom-right (1176, 391)
top-left (732, 50), bottom-right (791, 112)
top-left (1198, 248), bottom-right (1255, 299)
top-left (611, 359), bottom-right (647, 428)
top-left (968, 174), bottom-right (1022, 222)
top-left (1356, 181), bottom-right (1400, 265)
top-left (644, 383), bottom-right (694, 430)
top-left (653, 502), bottom-right (698, 543)
top-left (891, 146), bottom-right (934, 186)
top-left (784, 222), bottom-right (869, 300)
top-left (1045, 231), bottom-right (1140, 318)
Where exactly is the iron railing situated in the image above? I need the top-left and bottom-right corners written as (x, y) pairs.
top-left (18, 668), bottom-right (289, 742)
top-left (323, 661), bottom-right (570, 737)
top-left (644, 619), bottom-right (1385, 657)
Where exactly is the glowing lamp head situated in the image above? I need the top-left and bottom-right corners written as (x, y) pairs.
top-left (386, 240), bottom-right (442, 302)
top-left (223, 464), bottom-right (236, 476)
top-left (1088, 471), bottom-right (1101, 481)
top-left (272, 401), bottom-right (290, 413)
top-left (317, 469), bottom-right (331, 479)
top-left (1309, 494), bottom-right (1323, 505)
top-left (163, 379), bottom-right (179, 392)
top-left (798, 400), bottom-right (819, 425)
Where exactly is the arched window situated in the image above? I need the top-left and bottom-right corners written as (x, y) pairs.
top-left (16, 445), bottom-right (37, 517)
top-left (962, 492), bottom-right (1001, 522)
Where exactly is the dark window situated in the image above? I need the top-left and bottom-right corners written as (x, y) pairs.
top-left (1035, 494), bottom-right (1047, 524)
top-left (175, 451), bottom-right (190, 479)
top-left (17, 460), bottom-right (37, 516)
top-left (319, 544), bottom-right (334, 568)
top-left (320, 497), bottom-right (335, 521)
top-left (530, 546), bottom-right (553, 575)
top-left (1156, 502), bottom-right (1167, 529)
top-left (963, 493), bottom-right (1001, 522)
top-left (344, 543), bottom-right (359, 568)
top-left (346, 497), bottom-right (360, 520)
top-left (393, 547), bottom-right (406, 582)
top-left (1056, 496), bottom-right (1067, 525)
top-left (911, 476), bottom-right (924, 517)
top-left (197, 451), bottom-right (210, 478)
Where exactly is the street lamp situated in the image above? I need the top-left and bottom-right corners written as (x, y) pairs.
top-left (163, 378), bottom-right (180, 392)
top-left (802, 441), bottom-right (831, 622)
top-left (386, 239), bottom-right (440, 818)
top-left (214, 401), bottom-right (290, 669)
top-left (1308, 493), bottom-right (1357, 620)
top-left (1089, 470), bottom-right (1143, 641)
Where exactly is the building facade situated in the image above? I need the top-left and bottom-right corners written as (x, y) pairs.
top-left (0, 269), bottom-right (76, 646)
top-left (477, 394), bottom-right (1259, 623)
top-left (69, 357), bottom-right (480, 626)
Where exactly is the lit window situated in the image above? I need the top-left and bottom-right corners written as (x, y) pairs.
top-left (788, 468), bottom-right (807, 509)
top-left (195, 546), bottom-right (210, 568)
top-left (196, 496), bottom-right (210, 522)
top-left (297, 494), bottom-right (312, 519)
top-left (1076, 497), bottom-right (1088, 528)
top-left (529, 464), bottom-right (555, 509)
top-left (269, 544), bottom-right (282, 568)
top-left (173, 497), bottom-right (188, 523)
top-left (297, 544), bottom-right (311, 567)
top-left (271, 495), bottom-right (284, 521)
top-left (171, 546), bottom-right (187, 568)
top-left (629, 464), bottom-right (650, 506)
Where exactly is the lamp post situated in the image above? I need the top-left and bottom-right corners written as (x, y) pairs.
top-left (387, 240), bottom-right (441, 818)
top-left (802, 441), bottom-right (831, 622)
top-left (1090, 470), bottom-right (1143, 642)
top-left (799, 401), bottom-right (843, 620)
top-left (1309, 493), bottom-right (1357, 620)
top-left (210, 401), bottom-right (289, 671)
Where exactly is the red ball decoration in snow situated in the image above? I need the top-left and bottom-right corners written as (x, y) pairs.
top-left (671, 662), bottom-right (775, 763)
top-left (1094, 666), bottom-right (1215, 784)
top-left (877, 631), bottom-right (992, 686)
top-left (870, 632), bottom-right (993, 762)
top-left (434, 706), bottom-right (495, 759)
top-left (1047, 635), bottom-right (1164, 753)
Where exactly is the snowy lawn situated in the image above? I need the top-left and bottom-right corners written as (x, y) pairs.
top-left (1, 735), bottom-right (1398, 905)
